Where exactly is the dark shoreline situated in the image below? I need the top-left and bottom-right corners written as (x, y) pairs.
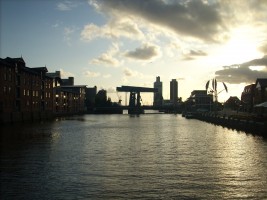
top-left (193, 112), bottom-right (267, 137)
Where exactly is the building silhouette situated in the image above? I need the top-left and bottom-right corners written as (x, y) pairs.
top-left (46, 71), bottom-right (87, 114)
top-left (0, 57), bottom-right (87, 123)
top-left (153, 76), bottom-right (163, 106)
top-left (85, 86), bottom-right (97, 111)
top-left (170, 79), bottom-right (178, 105)
top-left (254, 79), bottom-right (267, 104)
top-left (241, 84), bottom-right (255, 112)
top-left (0, 57), bottom-right (53, 122)
top-left (189, 90), bottom-right (213, 111)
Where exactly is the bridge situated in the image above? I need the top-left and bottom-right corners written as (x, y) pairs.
top-left (116, 85), bottom-right (158, 114)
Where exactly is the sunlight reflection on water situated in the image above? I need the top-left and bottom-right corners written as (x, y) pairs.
top-left (1, 114), bottom-right (267, 199)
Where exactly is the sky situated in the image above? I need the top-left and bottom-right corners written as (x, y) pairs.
top-left (1, 0), bottom-right (267, 105)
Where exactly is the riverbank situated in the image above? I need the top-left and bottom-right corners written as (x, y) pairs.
top-left (0, 111), bottom-right (86, 124)
top-left (193, 111), bottom-right (267, 136)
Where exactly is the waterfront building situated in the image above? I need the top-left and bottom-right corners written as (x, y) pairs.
top-left (46, 71), bottom-right (87, 114)
top-left (0, 57), bottom-right (53, 122)
top-left (95, 89), bottom-right (109, 107)
top-left (153, 76), bottom-right (163, 106)
top-left (189, 90), bottom-right (213, 111)
top-left (170, 79), bottom-right (178, 105)
top-left (224, 96), bottom-right (241, 110)
top-left (241, 84), bottom-right (255, 112)
top-left (56, 85), bottom-right (87, 114)
top-left (61, 77), bottom-right (74, 86)
top-left (85, 86), bottom-right (97, 111)
top-left (254, 78), bottom-right (267, 104)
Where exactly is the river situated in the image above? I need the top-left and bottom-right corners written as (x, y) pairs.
top-left (1, 114), bottom-right (267, 199)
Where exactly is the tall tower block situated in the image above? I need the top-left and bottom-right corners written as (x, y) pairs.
top-left (153, 76), bottom-right (163, 106)
top-left (170, 79), bottom-right (178, 105)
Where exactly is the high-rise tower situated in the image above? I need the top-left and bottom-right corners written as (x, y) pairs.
top-left (153, 76), bottom-right (163, 106)
top-left (170, 79), bottom-right (178, 105)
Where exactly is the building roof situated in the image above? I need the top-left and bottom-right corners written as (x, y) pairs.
top-left (256, 78), bottom-right (267, 88)
top-left (225, 96), bottom-right (241, 104)
top-left (242, 84), bottom-right (255, 94)
top-left (61, 85), bottom-right (87, 88)
top-left (191, 90), bottom-right (207, 96)
top-left (46, 71), bottom-right (61, 78)
top-left (0, 57), bottom-right (25, 67)
top-left (32, 67), bottom-right (48, 72)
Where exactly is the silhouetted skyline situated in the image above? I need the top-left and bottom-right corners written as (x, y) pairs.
top-left (1, 0), bottom-right (267, 104)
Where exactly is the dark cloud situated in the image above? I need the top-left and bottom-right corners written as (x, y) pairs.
top-left (125, 44), bottom-right (160, 60)
top-left (92, 0), bottom-right (225, 42)
top-left (183, 49), bottom-right (207, 60)
top-left (215, 55), bottom-right (267, 84)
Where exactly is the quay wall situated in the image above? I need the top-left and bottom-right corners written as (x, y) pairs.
top-left (0, 111), bottom-right (85, 124)
top-left (0, 111), bottom-right (54, 123)
top-left (194, 113), bottom-right (267, 136)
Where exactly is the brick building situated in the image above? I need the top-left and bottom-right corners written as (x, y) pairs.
top-left (46, 71), bottom-right (87, 115)
top-left (0, 57), bottom-right (53, 122)
top-left (241, 84), bottom-right (255, 112)
top-left (254, 79), bottom-right (267, 105)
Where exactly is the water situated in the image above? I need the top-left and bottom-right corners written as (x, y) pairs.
top-left (1, 114), bottom-right (267, 199)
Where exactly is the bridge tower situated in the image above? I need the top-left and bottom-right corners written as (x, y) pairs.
top-left (117, 86), bottom-right (157, 114)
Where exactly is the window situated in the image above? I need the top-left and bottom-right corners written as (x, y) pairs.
top-left (16, 100), bottom-right (21, 111)
top-left (16, 75), bottom-right (20, 86)
top-left (16, 88), bottom-right (20, 98)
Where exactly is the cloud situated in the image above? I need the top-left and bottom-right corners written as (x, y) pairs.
top-left (81, 17), bottom-right (144, 42)
top-left (63, 27), bottom-right (76, 46)
top-left (123, 68), bottom-right (139, 77)
top-left (215, 55), bottom-right (267, 84)
top-left (57, 1), bottom-right (80, 11)
top-left (106, 87), bottom-right (116, 93)
top-left (258, 42), bottom-right (267, 54)
top-left (122, 67), bottom-right (144, 84)
top-left (90, 43), bottom-right (122, 67)
top-left (91, 53), bottom-right (120, 66)
top-left (60, 69), bottom-right (75, 78)
top-left (89, 0), bottom-right (226, 42)
top-left (182, 49), bottom-right (208, 60)
top-left (84, 70), bottom-right (100, 78)
top-left (103, 74), bottom-right (111, 78)
top-left (124, 43), bottom-right (161, 61)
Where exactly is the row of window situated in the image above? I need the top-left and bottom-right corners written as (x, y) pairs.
top-left (2, 86), bottom-right (53, 98)
top-left (0, 100), bottom-right (52, 109)
top-left (2, 72), bottom-right (52, 88)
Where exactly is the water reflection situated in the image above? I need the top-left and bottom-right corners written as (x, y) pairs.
top-left (1, 115), bottom-right (267, 199)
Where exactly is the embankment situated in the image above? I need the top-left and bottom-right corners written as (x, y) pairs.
top-left (194, 113), bottom-right (267, 136)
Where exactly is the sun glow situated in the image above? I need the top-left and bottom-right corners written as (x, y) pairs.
top-left (217, 26), bottom-right (263, 65)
